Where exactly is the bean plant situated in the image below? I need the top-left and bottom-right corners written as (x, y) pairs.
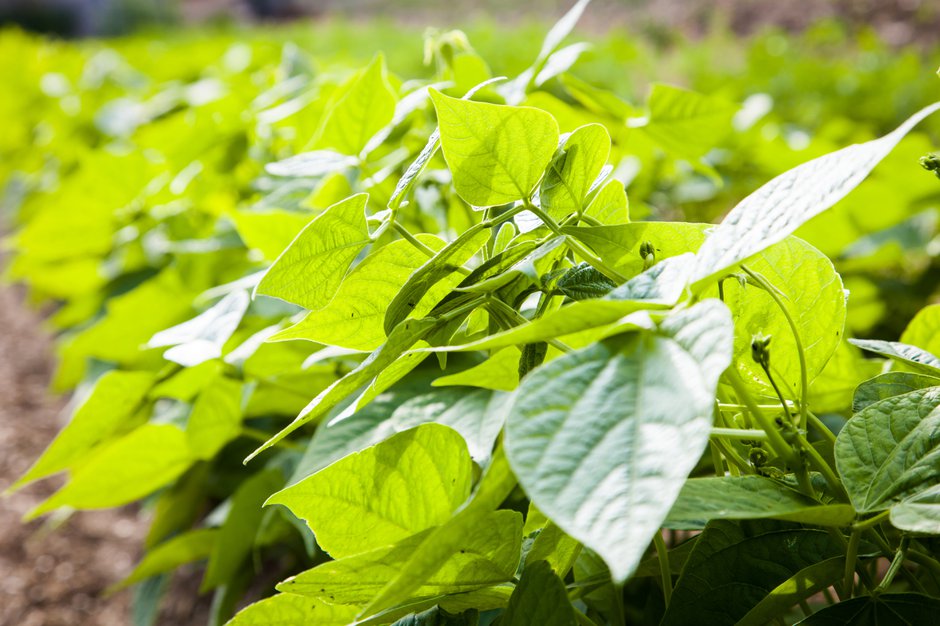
top-left (6, 2), bottom-right (940, 625)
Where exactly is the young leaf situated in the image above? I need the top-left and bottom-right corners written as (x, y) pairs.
top-left (28, 424), bottom-right (193, 519)
top-left (267, 424), bottom-right (473, 558)
top-left (900, 303), bottom-right (940, 356)
top-left (500, 560), bottom-right (576, 626)
top-left (639, 83), bottom-right (738, 161)
top-left (429, 89), bottom-right (559, 207)
top-left (835, 387), bottom-right (940, 512)
top-left (539, 123), bottom-right (611, 220)
top-left (666, 476), bottom-right (854, 529)
top-left (255, 193), bottom-right (371, 310)
top-left (148, 290), bottom-right (250, 367)
top-left (314, 54), bottom-right (398, 157)
top-left (583, 178), bottom-right (629, 225)
top-left (432, 348), bottom-right (522, 391)
top-left (691, 102), bottom-right (940, 285)
top-left (186, 376), bottom-right (245, 460)
top-left (504, 300), bottom-right (733, 582)
top-left (112, 529), bottom-right (218, 591)
top-left (271, 236), bottom-right (447, 351)
top-left (11, 370), bottom-right (155, 490)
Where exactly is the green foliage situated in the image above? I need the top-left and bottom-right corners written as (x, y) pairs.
top-left (5, 4), bottom-right (940, 625)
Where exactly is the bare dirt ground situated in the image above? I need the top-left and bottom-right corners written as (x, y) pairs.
top-left (0, 284), bottom-right (210, 626)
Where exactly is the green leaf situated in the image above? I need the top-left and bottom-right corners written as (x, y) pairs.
top-left (232, 209), bottom-right (313, 261)
top-left (583, 178), bottom-right (628, 225)
top-left (850, 339), bottom-right (940, 376)
top-left (853, 372), bottom-right (940, 413)
top-left (661, 520), bottom-right (843, 625)
top-left (267, 424), bottom-right (473, 558)
top-left (901, 304), bottom-right (940, 356)
top-left (112, 529), bottom-right (218, 591)
top-left (430, 89), bottom-right (559, 207)
top-left (255, 193), bottom-right (371, 310)
top-left (314, 54), bottom-right (398, 157)
top-left (361, 447), bottom-right (519, 615)
top-left (691, 102), bottom-right (940, 285)
top-left (835, 387), bottom-right (940, 512)
top-left (246, 317), bottom-right (437, 461)
top-left (390, 605), bottom-right (478, 626)
top-left (505, 300), bottom-right (733, 582)
top-left (203, 469), bottom-right (284, 591)
top-left (12, 370), bottom-right (155, 490)
top-left (226, 593), bottom-right (357, 626)
top-left (890, 485), bottom-right (940, 534)
top-left (666, 476), bottom-right (855, 529)
top-left (277, 510), bottom-right (522, 605)
top-left (271, 236), bottom-right (447, 351)
top-left (539, 123), bottom-right (610, 220)
top-left (186, 376), bottom-right (245, 460)
top-left (640, 83), bottom-right (738, 161)
top-left (795, 593), bottom-right (940, 625)
top-left (524, 523), bottom-right (581, 578)
top-left (384, 228), bottom-right (490, 334)
top-left (501, 560), bottom-right (576, 626)
top-left (736, 557), bottom-right (845, 626)
top-left (432, 348), bottom-right (521, 391)
top-left (28, 424), bottom-right (193, 518)
top-left (723, 236), bottom-right (846, 399)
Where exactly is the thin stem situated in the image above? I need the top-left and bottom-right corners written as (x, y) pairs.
top-left (653, 531), bottom-right (673, 606)
top-left (724, 369), bottom-right (798, 466)
top-left (741, 265), bottom-right (809, 428)
top-left (875, 537), bottom-right (910, 593)
top-left (843, 528), bottom-right (861, 598)
top-left (711, 438), bottom-right (751, 475)
top-left (709, 441), bottom-right (726, 477)
top-left (710, 428), bottom-right (769, 440)
top-left (853, 510), bottom-right (890, 532)
top-left (578, 213), bottom-right (604, 227)
top-left (392, 221), bottom-right (438, 258)
top-left (526, 203), bottom-right (628, 284)
top-left (485, 297), bottom-right (573, 354)
top-left (807, 410), bottom-right (837, 446)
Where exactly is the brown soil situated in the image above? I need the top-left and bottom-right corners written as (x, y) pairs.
top-left (0, 284), bottom-right (209, 626)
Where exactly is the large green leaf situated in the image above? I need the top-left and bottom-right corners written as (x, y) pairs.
top-left (850, 339), bottom-right (940, 376)
top-left (226, 593), bottom-right (357, 626)
top-left (691, 102), bottom-right (940, 285)
top-left (429, 89), bottom-right (559, 207)
top-left (505, 300), bottom-right (733, 582)
top-left (539, 123), bottom-right (610, 220)
top-left (723, 236), bottom-right (846, 399)
top-left (255, 193), bottom-right (371, 311)
top-left (795, 593), bottom-right (940, 625)
top-left (501, 560), bottom-right (576, 626)
top-left (12, 370), bottom-right (155, 490)
top-left (666, 476), bottom-right (855, 529)
top-left (661, 520), bottom-right (843, 625)
top-left (853, 372), bottom-right (940, 413)
top-left (835, 387), bottom-right (940, 512)
top-left (639, 83), bottom-right (738, 161)
top-left (271, 236), bottom-right (446, 351)
top-left (277, 510), bottom-right (522, 605)
top-left (28, 424), bottom-right (193, 518)
top-left (314, 54), bottom-right (398, 157)
top-left (267, 424), bottom-right (473, 558)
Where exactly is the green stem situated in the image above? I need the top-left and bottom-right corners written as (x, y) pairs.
top-left (711, 438), bottom-right (752, 475)
top-left (393, 221), bottom-right (439, 259)
top-left (741, 265), bottom-right (808, 428)
top-left (574, 610), bottom-right (601, 626)
top-left (526, 203), bottom-right (628, 284)
top-left (724, 369), bottom-right (798, 466)
top-left (853, 510), bottom-right (890, 532)
top-left (710, 428), bottom-right (769, 440)
top-left (875, 537), bottom-right (910, 593)
top-left (843, 528), bottom-right (861, 599)
top-left (653, 531), bottom-right (673, 606)
top-left (807, 410), bottom-right (837, 446)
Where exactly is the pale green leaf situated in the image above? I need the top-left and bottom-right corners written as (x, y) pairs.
top-left (28, 424), bottom-right (193, 518)
top-left (255, 193), bottom-right (371, 310)
top-left (430, 89), bottom-right (559, 207)
top-left (232, 210), bottom-right (313, 261)
top-left (583, 178), bottom-right (628, 225)
top-left (540, 123), bottom-right (610, 220)
top-left (640, 83), bottom-right (738, 161)
top-left (901, 304), bottom-right (940, 357)
top-left (112, 529), bottom-right (218, 591)
top-left (850, 338), bottom-right (940, 376)
top-left (12, 370), bottom-right (155, 490)
top-left (267, 424), bottom-right (472, 558)
top-left (432, 348), bottom-right (521, 391)
top-left (225, 593), bottom-right (357, 626)
top-left (186, 376), bottom-right (245, 459)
